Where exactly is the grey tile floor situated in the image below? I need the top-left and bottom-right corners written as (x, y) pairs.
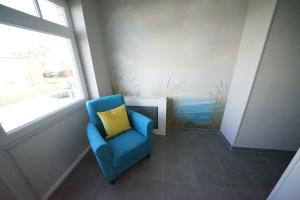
top-left (50, 129), bottom-right (294, 200)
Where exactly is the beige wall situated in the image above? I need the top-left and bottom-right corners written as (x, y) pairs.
top-left (98, 0), bottom-right (248, 98)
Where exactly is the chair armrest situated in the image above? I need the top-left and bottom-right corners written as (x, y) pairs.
top-left (127, 109), bottom-right (153, 139)
top-left (87, 122), bottom-right (108, 153)
top-left (86, 122), bottom-right (115, 181)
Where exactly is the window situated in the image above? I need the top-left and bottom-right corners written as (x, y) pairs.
top-left (38, 0), bottom-right (68, 26)
top-left (0, 0), bottom-right (86, 133)
top-left (0, 0), bottom-right (68, 26)
top-left (0, 0), bottom-right (38, 16)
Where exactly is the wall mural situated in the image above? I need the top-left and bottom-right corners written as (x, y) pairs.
top-left (111, 68), bottom-right (228, 129)
top-left (167, 81), bottom-right (227, 129)
top-left (100, 0), bottom-right (248, 129)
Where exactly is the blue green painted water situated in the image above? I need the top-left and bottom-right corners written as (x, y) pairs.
top-left (174, 98), bottom-right (214, 125)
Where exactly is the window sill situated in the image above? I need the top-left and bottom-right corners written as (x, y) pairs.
top-left (0, 99), bottom-right (87, 148)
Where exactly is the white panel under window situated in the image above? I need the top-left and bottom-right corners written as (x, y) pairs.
top-left (0, 0), bottom-right (38, 16)
top-left (0, 24), bottom-right (84, 133)
top-left (38, 0), bottom-right (67, 26)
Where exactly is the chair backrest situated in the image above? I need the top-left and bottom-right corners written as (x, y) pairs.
top-left (86, 94), bottom-right (126, 134)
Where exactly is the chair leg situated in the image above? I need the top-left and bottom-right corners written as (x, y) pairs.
top-left (110, 179), bottom-right (116, 185)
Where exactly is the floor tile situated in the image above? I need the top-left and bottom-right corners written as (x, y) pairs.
top-left (126, 177), bottom-right (163, 200)
top-left (50, 163), bottom-right (108, 200)
top-left (260, 152), bottom-right (294, 177)
top-left (166, 129), bottom-right (187, 141)
top-left (221, 162), bottom-right (258, 191)
top-left (198, 186), bottom-right (237, 200)
top-left (234, 189), bottom-right (269, 200)
top-left (185, 130), bottom-right (214, 141)
top-left (49, 129), bottom-right (292, 200)
top-left (189, 141), bottom-right (231, 187)
top-left (129, 154), bottom-right (163, 180)
top-left (188, 140), bottom-right (216, 159)
top-left (208, 138), bottom-right (242, 166)
top-left (78, 151), bottom-right (99, 169)
top-left (191, 156), bottom-right (231, 187)
top-left (163, 153), bottom-right (197, 184)
top-left (164, 137), bottom-right (189, 156)
top-left (153, 135), bottom-right (166, 156)
top-left (163, 181), bottom-right (200, 200)
top-left (234, 151), bottom-right (278, 192)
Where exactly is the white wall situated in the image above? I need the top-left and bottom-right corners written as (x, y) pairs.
top-left (81, 0), bottom-right (112, 97)
top-left (0, 105), bottom-right (89, 200)
top-left (220, 0), bottom-right (278, 145)
top-left (234, 0), bottom-right (300, 151)
top-left (70, 0), bottom-right (113, 98)
top-left (69, 0), bottom-right (99, 98)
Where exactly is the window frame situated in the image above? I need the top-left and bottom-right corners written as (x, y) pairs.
top-left (0, 0), bottom-right (89, 136)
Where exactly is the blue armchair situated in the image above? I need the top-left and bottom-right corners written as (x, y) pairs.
top-left (86, 94), bottom-right (153, 183)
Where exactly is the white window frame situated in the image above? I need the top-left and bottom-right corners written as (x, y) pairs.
top-left (0, 0), bottom-right (88, 139)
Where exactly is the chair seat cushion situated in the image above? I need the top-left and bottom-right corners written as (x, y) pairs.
top-left (107, 129), bottom-right (147, 168)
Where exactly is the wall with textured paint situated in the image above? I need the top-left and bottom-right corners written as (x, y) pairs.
top-left (97, 0), bottom-right (249, 128)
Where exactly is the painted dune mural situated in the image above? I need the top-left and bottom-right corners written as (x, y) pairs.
top-left (99, 0), bottom-right (249, 129)
top-left (112, 73), bottom-right (228, 129)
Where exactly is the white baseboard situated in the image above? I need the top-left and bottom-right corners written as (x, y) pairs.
top-left (42, 146), bottom-right (90, 200)
top-left (153, 129), bottom-right (165, 135)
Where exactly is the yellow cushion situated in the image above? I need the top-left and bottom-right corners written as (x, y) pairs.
top-left (97, 104), bottom-right (131, 139)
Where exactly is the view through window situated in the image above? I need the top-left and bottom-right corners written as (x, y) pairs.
top-left (38, 0), bottom-right (68, 26)
top-left (0, 23), bottom-right (84, 132)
